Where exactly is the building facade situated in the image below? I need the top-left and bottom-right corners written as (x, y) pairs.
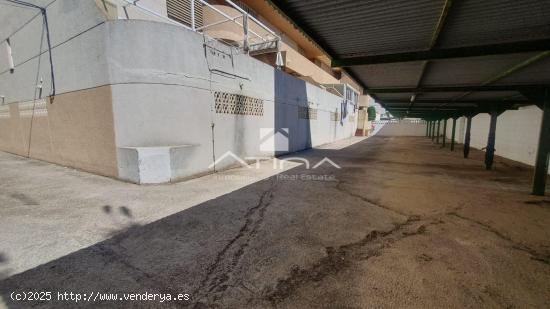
top-left (0, 0), bottom-right (365, 183)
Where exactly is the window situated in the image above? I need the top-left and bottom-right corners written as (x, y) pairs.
top-left (167, 0), bottom-right (203, 28)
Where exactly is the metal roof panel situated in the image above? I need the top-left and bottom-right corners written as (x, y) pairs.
top-left (438, 0), bottom-right (550, 48)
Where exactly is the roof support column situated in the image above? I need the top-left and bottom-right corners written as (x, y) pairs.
top-left (431, 121), bottom-right (436, 141)
top-left (426, 120), bottom-right (430, 137)
top-left (464, 115), bottom-right (473, 158)
top-left (450, 117), bottom-right (457, 151)
top-left (532, 88), bottom-right (550, 196)
top-left (442, 118), bottom-right (447, 147)
top-left (485, 109), bottom-right (504, 170)
top-left (436, 119), bottom-right (441, 144)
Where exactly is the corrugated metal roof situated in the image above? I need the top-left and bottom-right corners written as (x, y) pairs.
top-left (270, 0), bottom-right (550, 115)
top-left (349, 61), bottom-right (425, 88)
top-left (421, 53), bottom-right (538, 87)
top-left (375, 93), bottom-right (414, 101)
top-left (438, 0), bottom-right (550, 48)
top-left (277, 0), bottom-right (446, 57)
top-left (494, 56), bottom-right (550, 85)
top-left (463, 91), bottom-right (524, 100)
top-left (416, 92), bottom-right (468, 100)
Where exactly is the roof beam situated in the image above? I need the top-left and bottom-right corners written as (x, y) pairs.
top-left (428, 0), bottom-right (453, 49)
top-left (446, 51), bottom-right (550, 103)
top-left (383, 99), bottom-right (529, 105)
top-left (386, 103), bottom-right (477, 107)
top-left (388, 103), bottom-right (518, 115)
top-left (332, 38), bottom-right (550, 67)
top-left (342, 67), bottom-right (380, 101)
top-left (409, 0), bottom-right (453, 112)
top-left (390, 108), bottom-right (460, 111)
top-left (365, 84), bottom-right (547, 94)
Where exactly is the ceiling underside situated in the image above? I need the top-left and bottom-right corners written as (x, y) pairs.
top-left (270, 0), bottom-right (550, 117)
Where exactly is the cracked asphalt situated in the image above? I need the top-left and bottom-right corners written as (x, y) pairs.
top-left (1, 136), bottom-right (550, 308)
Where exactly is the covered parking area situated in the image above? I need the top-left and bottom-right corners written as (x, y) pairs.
top-left (1, 1), bottom-right (550, 308)
top-left (1, 132), bottom-right (550, 308)
top-left (271, 0), bottom-right (550, 195)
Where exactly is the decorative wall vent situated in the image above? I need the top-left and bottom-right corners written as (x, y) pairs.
top-left (298, 106), bottom-right (317, 120)
top-left (330, 111), bottom-right (340, 122)
top-left (214, 92), bottom-right (264, 116)
top-left (0, 105), bottom-right (10, 119)
top-left (18, 99), bottom-right (47, 118)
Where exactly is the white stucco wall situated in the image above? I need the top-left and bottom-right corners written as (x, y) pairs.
top-left (445, 106), bottom-right (547, 173)
top-left (117, 0), bottom-right (168, 21)
top-left (106, 20), bottom-right (357, 181)
top-left (375, 120), bottom-right (427, 136)
top-left (0, 0), bottom-right (109, 103)
top-left (444, 118), bottom-right (466, 144)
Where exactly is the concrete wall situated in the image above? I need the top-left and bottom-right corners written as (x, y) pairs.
top-left (0, 0), bottom-right (109, 102)
top-left (116, 0), bottom-right (168, 21)
top-left (0, 0), bottom-right (119, 177)
top-left (443, 117), bottom-right (466, 144)
top-left (375, 120), bottom-right (427, 136)
top-left (106, 20), bottom-right (357, 182)
top-left (445, 106), bottom-right (547, 173)
top-left (0, 88), bottom-right (118, 177)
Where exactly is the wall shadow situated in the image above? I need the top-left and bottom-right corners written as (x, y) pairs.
top-left (274, 69), bottom-right (312, 156)
top-left (0, 252), bottom-right (10, 280)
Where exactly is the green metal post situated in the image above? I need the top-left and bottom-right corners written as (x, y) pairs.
top-left (485, 110), bottom-right (500, 170)
top-left (424, 120), bottom-right (430, 137)
top-left (436, 119), bottom-right (441, 144)
top-left (532, 88), bottom-right (550, 196)
top-left (431, 121), bottom-right (436, 141)
top-left (442, 118), bottom-right (447, 147)
top-left (464, 116), bottom-right (472, 158)
top-left (451, 117), bottom-right (457, 151)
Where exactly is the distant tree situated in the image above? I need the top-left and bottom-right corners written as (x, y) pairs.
top-left (367, 106), bottom-right (376, 121)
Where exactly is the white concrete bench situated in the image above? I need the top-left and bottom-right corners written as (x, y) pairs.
top-left (117, 145), bottom-right (197, 184)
